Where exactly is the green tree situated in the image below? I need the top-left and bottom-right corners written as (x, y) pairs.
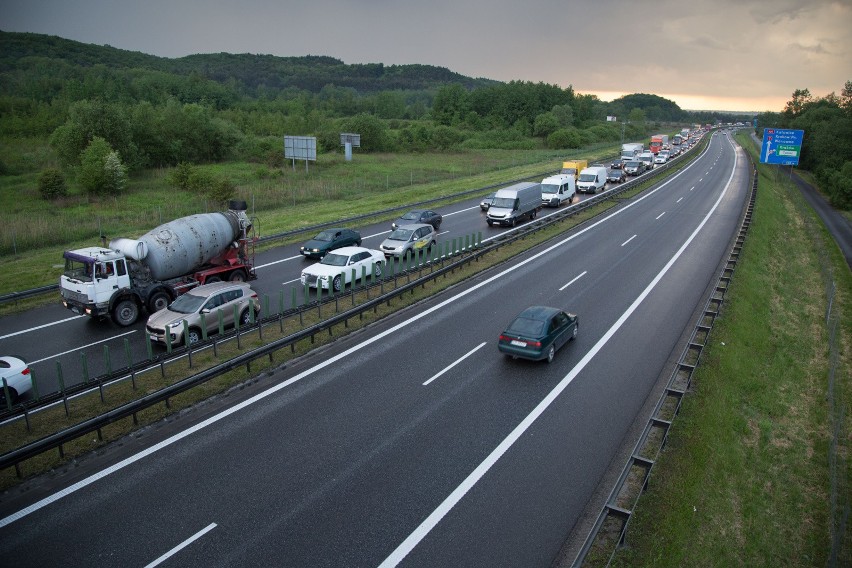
top-left (628, 108), bottom-right (646, 124)
top-left (552, 105), bottom-right (574, 127)
top-left (432, 84), bottom-right (469, 126)
top-left (38, 168), bottom-right (68, 199)
top-left (533, 112), bottom-right (559, 137)
top-left (77, 137), bottom-right (114, 195)
top-left (102, 151), bottom-right (128, 195)
top-left (342, 113), bottom-right (388, 152)
top-left (50, 99), bottom-right (140, 169)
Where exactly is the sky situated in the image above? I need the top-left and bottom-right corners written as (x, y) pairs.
top-left (2, 0), bottom-right (851, 112)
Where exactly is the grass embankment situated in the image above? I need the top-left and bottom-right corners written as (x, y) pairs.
top-left (0, 144), bottom-right (618, 301)
top-left (609, 134), bottom-right (851, 566)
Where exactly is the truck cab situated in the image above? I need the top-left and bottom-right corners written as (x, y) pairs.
top-left (61, 248), bottom-right (132, 320)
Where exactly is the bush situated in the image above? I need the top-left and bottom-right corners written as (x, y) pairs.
top-left (548, 128), bottom-right (583, 149)
top-left (168, 162), bottom-right (194, 191)
top-left (38, 168), bottom-right (68, 199)
top-left (77, 137), bottom-right (115, 195)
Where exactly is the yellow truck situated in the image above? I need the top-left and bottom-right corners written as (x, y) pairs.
top-left (561, 159), bottom-right (588, 181)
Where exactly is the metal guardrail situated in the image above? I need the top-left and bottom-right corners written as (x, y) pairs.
top-left (570, 142), bottom-right (756, 567)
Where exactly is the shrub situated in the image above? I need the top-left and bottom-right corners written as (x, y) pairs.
top-left (77, 137), bottom-right (114, 195)
top-left (548, 128), bottom-right (583, 149)
top-left (38, 168), bottom-right (68, 199)
top-left (168, 162), bottom-right (194, 191)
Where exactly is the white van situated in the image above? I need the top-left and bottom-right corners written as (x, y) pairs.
top-left (638, 151), bottom-right (656, 171)
top-left (576, 166), bottom-right (608, 194)
top-left (540, 174), bottom-right (576, 207)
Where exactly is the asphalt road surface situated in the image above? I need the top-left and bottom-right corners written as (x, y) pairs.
top-left (0, 133), bottom-right (751, 567)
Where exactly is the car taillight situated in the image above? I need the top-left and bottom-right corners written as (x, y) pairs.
top-left (528, 341), bottom-right (541, 348)
top-left (21, 368), bottom-right (30, 375)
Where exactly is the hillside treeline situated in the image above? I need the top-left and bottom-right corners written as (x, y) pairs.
top-left (0, 31), bottom-right (751, 196)
top-left (757, 83), bottom-right (852, 208)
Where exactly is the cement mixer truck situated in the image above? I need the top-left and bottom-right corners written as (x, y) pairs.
top-left (60, 200), bottom-right (256, 326)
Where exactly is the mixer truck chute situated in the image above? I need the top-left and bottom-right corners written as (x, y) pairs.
top-left (60, 200), bottom-right (256, 326)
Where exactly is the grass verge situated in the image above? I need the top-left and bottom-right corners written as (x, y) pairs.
top-left (608, 134), bottom-right (851, 566)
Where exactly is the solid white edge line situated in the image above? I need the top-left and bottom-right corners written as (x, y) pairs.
top-left (0, 138), bottom-right (717, 530)
top-left (377, 136), bottom-right (738, 568)
top-left (558, 271), bottom-right (587, 291)
top-left (423, 342), bottom-right (487, 386)
top-left (143, 522), bottom-right (217, 568)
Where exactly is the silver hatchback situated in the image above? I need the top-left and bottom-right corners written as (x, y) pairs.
top-left (146, 281), bottom-right (260, 346)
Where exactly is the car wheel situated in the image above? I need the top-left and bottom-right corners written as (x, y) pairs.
top-left (240, 308), bottom-right (254, 326)
top-left (546, 345), bottom-right (556, 364)
top-left (572, 323), bottom-right (579, 340)
top-left (187, 327), bottom-right (203, 345)
top-left (0, 387), bottom-right (19, 405)
top-left (374, 261), bottom-right (383, 277)
top-left (487, 220), bottom-right (493, 227)
top-left (356, 240), bottom-right (362, 246)
top-left (332, 275), bottom-right (342, 292)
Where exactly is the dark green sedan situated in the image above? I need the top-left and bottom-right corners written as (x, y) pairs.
top-left (498, 306), bottom-right (578, 363)
top-left (300, 228), bottom-right (362, 259)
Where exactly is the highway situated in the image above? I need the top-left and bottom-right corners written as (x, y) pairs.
top-left (0, 132), bottom-right (751, 566)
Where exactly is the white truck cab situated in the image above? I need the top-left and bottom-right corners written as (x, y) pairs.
top-left (61, 247), bottom-right (132, 318)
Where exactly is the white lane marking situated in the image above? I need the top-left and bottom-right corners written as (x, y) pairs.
top-left (364, 230), bottom-right (392, 240)
top-left (690, 186), bottom-right (695, 191)
top-left (444, 206), bottom-right (480, 216)
top-left (282, 278), bottom-right (300, 286)
top-left (29, 331), bottom-right (137, 365)
top-left (256, 254), bottom-right (302, 269)
top-left (621, 235), bottom-right (637, 247)
top-left (656, 212), bottom-right (666, 220)
top-left (559, 271), bottom-right (587, 291)
top-left (423, 342), bottom-right (487, 386)
top-left (0, 315), bottom-right (85, 340)
top-left (378, 136), bottom-right (738, 568)
top-left (0, 140), bottom-right (717, 529)
top-left (677, 197), bottom-right (683, 203)
top-left (144, 523), bottom-right (217, 568)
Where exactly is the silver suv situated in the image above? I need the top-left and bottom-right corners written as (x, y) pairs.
top-left (379, 223), bottom-right (437, 258)
top-left (146, 281), bottom-right (260, 346)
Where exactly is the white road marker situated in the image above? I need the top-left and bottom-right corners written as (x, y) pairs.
top-left (144, 523), bottom-right (217, 568)
top-left (621, 235), bottom-right (637, 246)
top-left (423, 342), bottom-right (487, 386)
top-left (559, 271), bottom-right (587, 291)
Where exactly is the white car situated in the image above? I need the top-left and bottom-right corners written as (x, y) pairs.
top-left (300, 246), bottom-right (385, 292)
top-left (0, 356), bottom-right (32, 405)
top-left (654, 153), bottom-right (668, 164)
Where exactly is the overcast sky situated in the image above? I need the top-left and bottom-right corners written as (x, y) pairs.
top-left (2, 0), bottom-right (851, 112)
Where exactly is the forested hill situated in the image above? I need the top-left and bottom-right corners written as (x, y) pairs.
top-left (0, 31), bottom-right (497, 96)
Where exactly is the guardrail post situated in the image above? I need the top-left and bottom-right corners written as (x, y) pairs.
top-left (30, 368), bottom-right (39, 402)
top-left (257, 297), bottom-right (264, 341)
top-left (2, 378), bottom-right (10, 412)
top-left (57, 361), bottom-right (70, 416)
top-left (303, 281), bottom-right (309, 308)
top-left (451, 238), bottom-right (457, 256)
top-left (234, 304), bottom-right (241, 350)
top-left (200, 312), bottom-right (208, 341)
top-left (218, 308), bottom-right (225, 336)
top-left (125, 338), bottom-right (136, 390)
top-left (80, 352), bottom-right (89, 384)
top-left (145, 332), bottom-right (153, 361)
top-left (477, 231), bottom-right (482, 248)
top-left (316, 283), bottom-right (322, 319)
top-left (182, 320), bottom-right (192, 367)
top-left (102, 344), bottom-right (112, 377)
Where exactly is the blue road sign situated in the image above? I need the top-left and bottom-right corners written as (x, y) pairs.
top-left (760, 128), bottom-right (804, 166)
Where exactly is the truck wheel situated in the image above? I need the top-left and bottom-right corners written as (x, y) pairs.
top-left (206, 276), bottom-right (222, 284)
top-left (112, 299), bottom-right (139, 327)
top-left (148, 290), bottom-right (171, 313)
top-left (229, 269), bottom-right (247, 282)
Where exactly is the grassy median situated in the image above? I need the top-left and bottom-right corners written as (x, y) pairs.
top-left (609, 134), bottom-right (851, 567)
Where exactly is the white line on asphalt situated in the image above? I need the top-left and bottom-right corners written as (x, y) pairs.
top-left (0, 138), bottom-right (718, 530)
top-left (378, 135), bottom-right (738, 568)
top-left (559, 271), bottom-right (587, 291)
top-left (282, 278), bottom-right (300, 286)
top-left (0, 315), bottom-right (85, 340)
top-left (29, 331), bottom-right (137, 365)
top-left (656, 212), bottom-right (666, 220)
top-left (144, 523), bottom-right (217, 568)
top-left (690, 186), bottom-right (695, 191)
top-left (677, 197), bottom-right (683, 203)
top-left (256, 254), bottom-right (302, 269)
top-left (621, 235), bottom-right (637, 246)
top-left (423, 342), bottom-right (487, 386)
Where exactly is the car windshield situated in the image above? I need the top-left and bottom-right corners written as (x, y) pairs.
top-left (578, 174), bottom-right (595, 182)
top-left (321, 253), bottom-right (349, 266)
top-left (506, 317), bottom-right (546, 337)
top-left (540, 184), bottom-right (559, 193)
top-left (400, 211), bottom-right (419, 221)
top-left (169, 293), bottom-right (207, 314)
top-left (626, 161), bottom-right (641, 167)
top-left (313, 230), bottom-right (335, 242)
top-left (388, 228), bottom-right (414, 241)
